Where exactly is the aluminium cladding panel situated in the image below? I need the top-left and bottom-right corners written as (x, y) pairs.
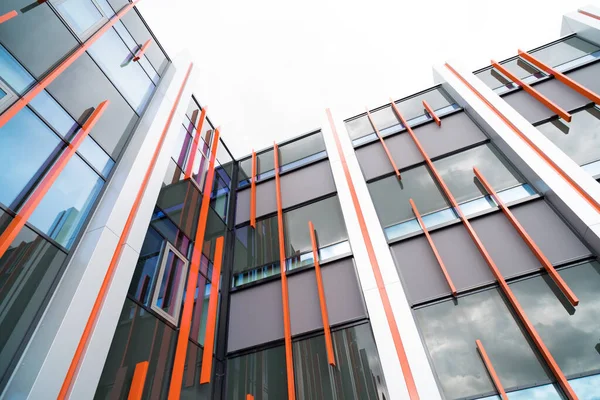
top-left (227, 257), bottom-right (367, 353)
top-left (355, 111), bottom-right (487, 181)
top-left (234, 159), bottom-right (336, 226)
top-left (392, 199), bottom-right (592, 305)
top-left (502, 70), bottom-right (592, 125)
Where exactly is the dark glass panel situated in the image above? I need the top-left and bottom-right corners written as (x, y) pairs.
top-left (180, 340), bottom-right (212, 399)
top-left (226, 345), bottom-right (287, 400)
top-left (394, 88), bottom-right (454, 121)
top-left (87, 27), bottom-right (155, 113)
top-left (202, 205), bottom-right (227, 261)
top-left (414, 288), bottom-right (552, 399)
top-left (0, 107), bottom-right (62, 208)
top-left (283, 196), bottom-right (347, 258)
top-left (345, 115), bottom-right (373, 141)
top-left (293, 324), bottom-right (389, 400)
top-left (233, 216), bottom-right (279, 274)
top-left (93, 299), bottom-right (177, 400)
top-left (368, 165), bottom-right (450, 229)
top-left (536, 106), bottom-right (600, 167)
top-left (278, 131), bottom-right (326, 167)
top-left (47, 52), bottom-right (138, 159)
top-left (210, 172), bottom-right (230, 223)
top-left (237, 156), bottom-right (252, 188)
top-left (0, 1), bottom-right (79, 78)
top-left (531, 37), bottom-right (600, 68)
top-left (216, 139), bottom-right (234, 182)
top-left (0, 217), bottom-right (67, 382)
top-left (511, 261), bottom-right (600, 378)
top-left (29, 154), bottom-right (104, 249)
top-left (120, 10), bottom-right (169, 75)
top-left (256, 148), bottom-right (275, 177)
top-left (156, 179), bottom-right (201, 240)
top-left (433, 144), bottom-right (523, 204)
top-left (128, 227), bottom-right (164, 306)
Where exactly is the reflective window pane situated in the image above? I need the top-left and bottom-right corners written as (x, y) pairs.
top-left (29, 155), bottom-right (104, 249)
top-left (394, 87), bottom-right (454, 121)
top-left (434, 144), bottom-right (523, 204)
top-left (414, 288), bottom-right (552, 399)
top-left (54, 0), bottom-right (106, 39)
top-left (151, 244), bottom-right (188, 325)
top-left (278, 131), bottom-right (326, 170)
top-left (476, 58), bottom-right (545, 90)
top-left (0, 44), bottom-right (35, 94)
top-left (511, 261), bottom-right (600, 378)
top-left (294, 324), bottom-right (389, 399)
top-left (120, 10), bottom-right (169, 75)
top-left (0, 108), bottom-right (62, 208)
top-left (345, 115), bottom-right (374, 141)
top-left (226, 345), bottom-right (287, 400)
top-left (569, 374), bottom-right (600, 400)
top-left (29, 90), bottom-right (79, 138)
top-left (0, 216), bottom-right (67, 382)
top-left (87, 27), bottom-right (155, 113)
top-left (233, 217), bottom-right (279, 275)
top-left (369, 165), bottom-right (450, 229)
top-left (78, 135), bottom-right (115, 177)
top-left (530, 36), bottom-right (600, 69)
top-left (128, 227), bottom-right (164, 305)
top-left (284, 196), bottom-right (347, 258)
top-left (536, 107), bottom-right (600, 168)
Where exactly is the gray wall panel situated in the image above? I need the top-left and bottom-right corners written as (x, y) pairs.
top-left (390, 236), bottom-right (453, 304)
top-left (567, 61), bottom-right (600, 95)
top-left (356, 133), bottom-right (423, 181)
top-left (235, 179), bottom-right (277, 226)
top-left (511, 199), bottom-right (592, 264)
top-left (415, 112), bottom-right (487, 160)
top-left (280, 160), bottom-right (336, 209)
top-left (503, 78), bottom-right (589, 124)
top-left (227, 279), bottom-right (284, 353)
top-left (289, 257), bottom-right (366, 335)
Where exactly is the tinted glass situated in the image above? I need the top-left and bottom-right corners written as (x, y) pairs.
top-left (233, 217), bottom-right (279, 274)
top-left (237, 156), bottom-right (252, 187)
top-left (477, 58), bottom-right (544, 90)
top-left (414, 288), bottom-right (552, 399)
top-left (0, 108), bottom-right (61, 208)
top-left (511, 261), bottom-right (600, 377)
top-left (0, 217), bottom-right (67, 382)
top-left (216, 138), bottom-right (234, 181)
top-left (78, 135), bottom-right (115, 177)
top-left (0, 2), bottom-right (79, 79)
top-left (345, 115), bottom-right (374, 141)
top-left (394, 88), bottom-right (454, 121)
top-left (29, 155), bottom-right (104, 249)
top-left (172, 125), bottom-right (192, 168)
top-left (226, 345), bottom-right (287, 400)
top-left (278, 132), bottom-right (326, 167)
top-left (120, 10), bottom-right (169, 75)
top-left (129, 227), bottom-right (164, 305)
top-left (156, 179), bottom-right (201, 239)
top-left (94, 298), bottom-right (177, 400)
top-left (256, 148), bottom-right (275, 176)
top-left (434, 144), bottom-right (522, 204)
top-left (0, 44), bottom-right (35, 94)
top-left (530, 36), bottom-right (600, 68)
top-left (153, 248), bottom-right (186, 321)
top-left (294, 323), bottom-right (389, 400)
top-left (47, 53), bottom-right (139, 158)
top-left (536, 107), bottom-right (600, 167)
top-left (87, 27), bottom-right (155, 113)
top-left (180, 340), bottom-right (212, 399)
top-left (54, 0), bottom-right (105, 38)
top-left (29, 90), bottom-right (79, 138)
top-left (283, 196), bottom-right (347, 258)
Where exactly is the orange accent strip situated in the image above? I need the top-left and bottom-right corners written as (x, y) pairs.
top-left (390, 99), bottom-right (578, 400)
top-left (326, 109), bottom-right (420, 400)
top-left (518, 49), bottom-right (600, 105)
top-left (422, 100), bottom-right (441, 126)
top-left (578, 9), bottom-right (600, 20)
top-left (0, 10), bottom-right (17, 24)
top-left (127, 361), bottom-right (149, 400)
top-left (491, 60), bottom-right (572, 122)
top-left (476, 340), bottom-right (508, 400)
top-left (247, 395), bottom-right (254, 400)
top-left (184, 107), bottom-right (207, 179)
top-left (445, 62), bottom-right (600, 215)
top-left (58, 63), bottom-right (193, 399)
top-left (133, 39), bottom-right (152, 62)
top-left (169, 128), bottom-right (221, 398)
top-left (473, 167), bottom-right (579, 306)
top-left (0, 100), bottom-right (108, 259)
top-left (409, 199), bottom-right (456, 296)
top-left (308, 220), bottom-right (336, 366)
top-left (0, 1), bottom-right (140, 130)
top-left (365, 108), bottom-right (401, 179)
top-left (199, 235), bottom-right (225, 383)
top-left (250, 150), bottom-right (257, 228)
top-left (273, 142), bottom-right (296, 400)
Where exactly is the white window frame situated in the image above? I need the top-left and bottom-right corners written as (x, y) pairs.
top-left (150, 241), bottom-right (189, 326)
top-left (50, 0), bottom-right (110, 41)
top-left (0, 79), bottom-right (17, 114)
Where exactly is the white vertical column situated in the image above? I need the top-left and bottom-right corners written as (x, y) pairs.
top-left (321, 109), bottom-right (441, 400)
top-left (434, 60), bottom-right (600, 254)
top-left (562, 6), bottom-right (600, 44)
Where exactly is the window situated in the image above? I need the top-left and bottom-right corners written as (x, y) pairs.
top-left (0, 81), bottom-right (16, 113)
top-left (414, 288), bottom-right (556, 399)
top-left (536, 106), bottom-right (600, 177)
top-left (0, 44), bottom-right (35, 95)
top-left (52, 0), bottom-right (109, 40)
top-left (369, 165), bottom-right (453, 240)
top-left (233, 216), bottom-right (280, 278)
top-left (120, 9), bottom-right (170, 75)
top-left (293, 324), bottom-right (389, 399)
top-left (150, 242), bottom-right (189, 326)
top-left (475, 58), bottom-right (546, 92)
top-left (226, 345), bottom-right (287, 400)
top-left (510, 261), bottom-right (600, 395)
top-left (530, 36), bottom-right (600, 71)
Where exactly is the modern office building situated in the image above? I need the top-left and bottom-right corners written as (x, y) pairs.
top-left (1, 1), bottom-right (600, 399)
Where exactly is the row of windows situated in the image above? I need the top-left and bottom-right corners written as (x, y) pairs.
top-left (226, 323), bottom-right (388, 400)
top-left (475, 36), bottom-right (600, 95)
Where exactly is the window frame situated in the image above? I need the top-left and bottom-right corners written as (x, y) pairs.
top-left (50, 0), bottom-right (110, 41)
top-left (0, 79), bottom-right (17, 113)
top-left (150, 241), bottom-right (189, 326)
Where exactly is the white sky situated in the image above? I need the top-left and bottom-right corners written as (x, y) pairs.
top-left (138, 0), bottom-right (597, 159)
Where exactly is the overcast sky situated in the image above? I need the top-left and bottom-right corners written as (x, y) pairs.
top-left (138, 0), bottom-right (598, 159)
